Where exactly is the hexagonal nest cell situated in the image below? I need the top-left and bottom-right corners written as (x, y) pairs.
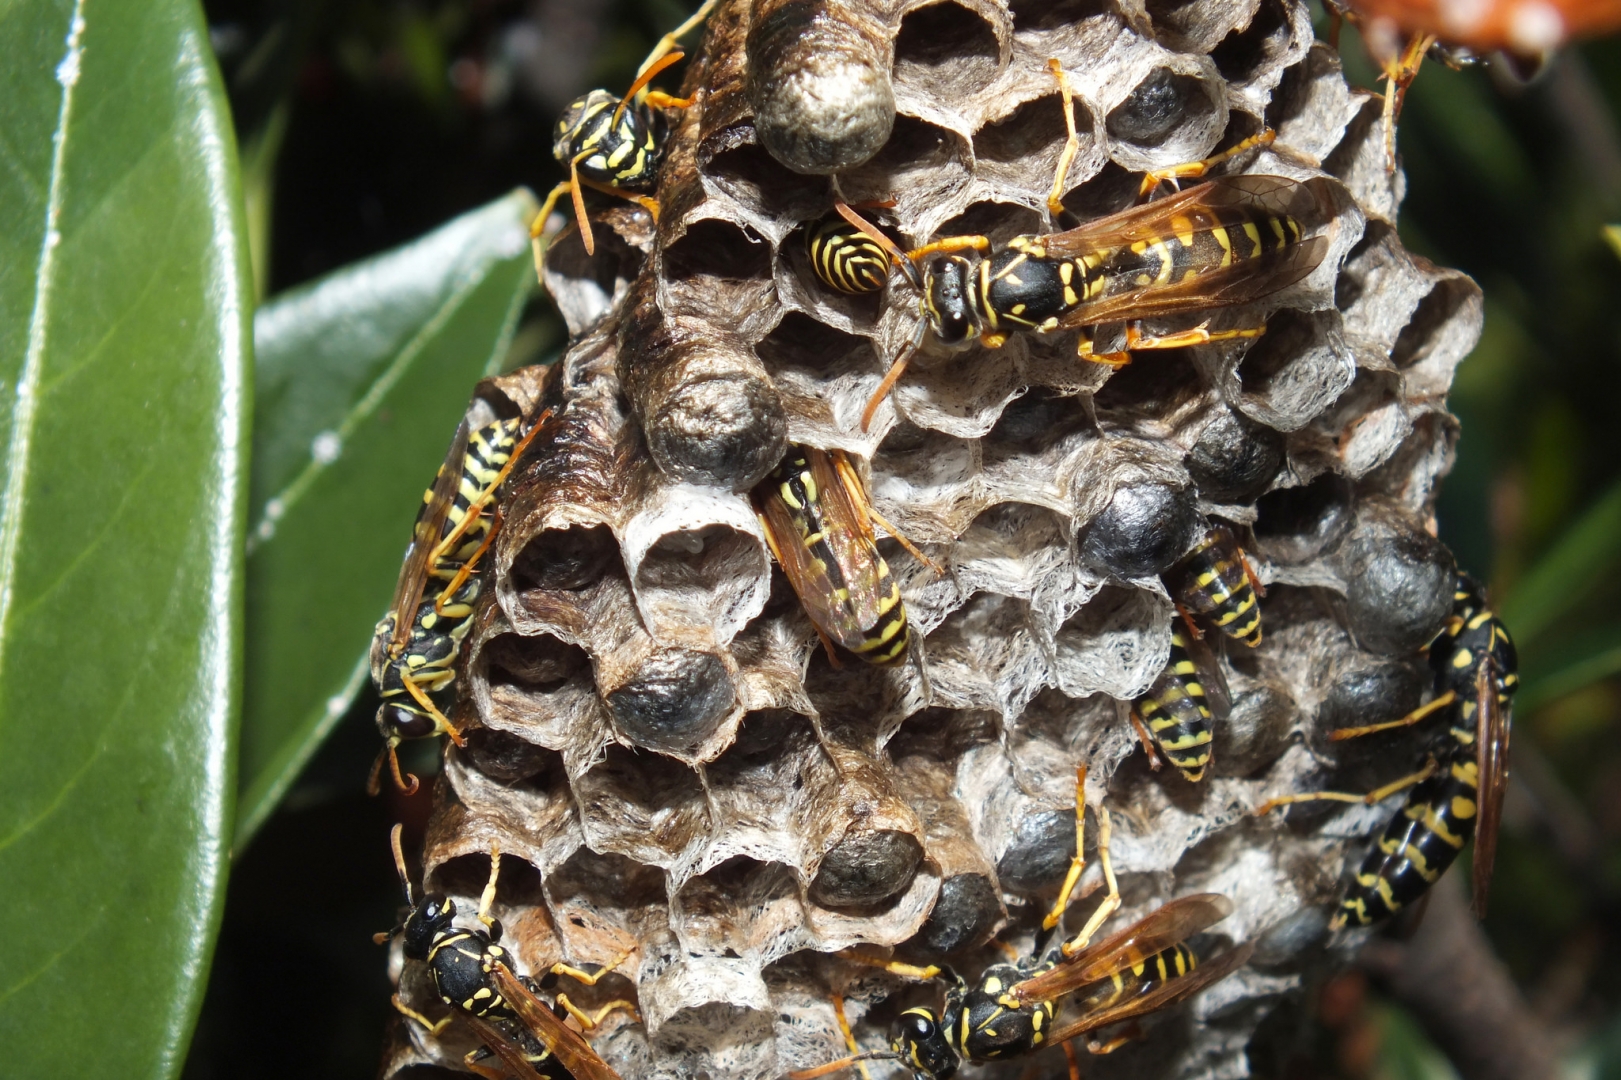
top-left (380, 2), bottom-right (1485, 1078)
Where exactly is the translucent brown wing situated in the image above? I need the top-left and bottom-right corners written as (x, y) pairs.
top-left (1471, 658), bottom-right (1511, 918)
top-left (462, 1013), bottom-right (549, 1080)
top-left (1041, 175), bottom-right (1332, 328)
top-left (490, 964), bottom-right (624, 1080)
top-left (1042, 175), bottom-right (1331, 257)
top-left (1010, 893), bottom-right (1234, 1006)
top-left (1042, 940), bottom-right (1256, 1046)
top-left (1055, 235), bottom-right (1327, 328)
top-left (808, 449), bottom-right (890, 635)
top-left (1183, 629), bottom-right (1232, 721)
top-left (387, 417), bottom-right (472, 653)
top-left (754, 450), bottom-right (880, 652)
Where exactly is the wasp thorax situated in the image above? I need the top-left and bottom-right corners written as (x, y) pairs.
top-left (925, 256), bottom-right (977, 346)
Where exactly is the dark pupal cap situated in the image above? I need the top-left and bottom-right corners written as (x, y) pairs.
top-left (1318, 658), bottom-right (1427, 736)
top-left (605, 648), bottom-right (737, 754)
top-left (1186, 408), bottom-right (1285, 504)
top-left (746, 0), bottom-right (896, 174)
top-left (1340, 532), bottom-right (1456, 655)
top-left (910, 873), bottom-right (1002, 956)
top-left (809, 828), bottom-right (924, 908)
top-left (1082, 480), bottom-right (1203, 579)
top-left (995, 809), bottom-right (1074, 892)
top-left (618, 276), bottom-right (788, 491)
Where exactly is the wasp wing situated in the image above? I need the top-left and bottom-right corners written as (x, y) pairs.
top-left (1042, 940), bottom-right (1256, 1046)
top-left (462, 1013), bottom-right (549, 1080)
top-left (810, 449), bottom-right (892, 636)
top-left (490, 964), bottom-right (625, 1080)
top-left (1011, 893), bottom-right (1234, 1006)
top-left (1471, 658), bottom-right (1512, 918)
top-left (754, 452), bottom-right (877, 652)
top-left (387, 417), bottom-right (472, 653)
top-left (1041, 176), bottom-right (1332, 329)
top-left (1182, 629), bottom-right (1232, 721)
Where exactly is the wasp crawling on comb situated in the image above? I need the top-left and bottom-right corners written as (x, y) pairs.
top-left (791, 767), bottom-right (1254, 1079)
top-left (378, 826), bottom-right (634, 1080)
top-left (1132, 624), bottom-right (1232, 782)
top-left (369, 407), bottom-right (550, 795)
top-left (1164, 521), bottom-right (1266, 648)
top-left (751, 445), bottom-right (940, 667)
top-left (1257, 573), bottom-right (1516, 926)
top-left (530, 0), bottom-right (717, 262)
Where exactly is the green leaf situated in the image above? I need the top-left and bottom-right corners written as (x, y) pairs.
top-left (1517, 622), bottom-right (1621, 714)
top-left (237, 190), bottom-right (539, 847)
top-left (0, 0), bottom-right (250, 1076)
top-left (1501, 476), bottom-right (1621, 646)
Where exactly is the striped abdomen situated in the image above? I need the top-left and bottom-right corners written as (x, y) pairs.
top-left (1167, 524), bottom-right (1261, 646)
top-left (1068, 942), bottom-right (1199, 1015)
top-left (1336, 752), bottom-right (1479, 927)
top-left (1098, 204), bottom-right (1305, 298)
top-left (1137, 629), bottom-right (1216, 781)
top-left (554, 89), bottom-right (660, 190)
top-left (807, 216), bottom-right (890, 294)
top-left (425, 417), bottom-right (523, 581)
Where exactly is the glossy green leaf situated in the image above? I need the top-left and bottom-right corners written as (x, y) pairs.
top-left (238, 190), bottom-right (538, 846)
top-left (0, 0), bottom-right (250, 1076)
top-left (1501, 476), bottom-right (1621, 646)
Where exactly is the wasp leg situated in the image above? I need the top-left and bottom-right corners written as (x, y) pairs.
top-left (634, 0), bottom-right (718, 80)
top-left (831, 991), bottom-right (875, 1080)
top-left (474, 842), bottom-right (503, 930)
top-left (1086, 1021), bottom-right (1146, 1054)
top-left (530, 181), bottom-right (575, 279)
top-left (904, 234), bottom-right (993, 263)
top-left (578, 176), bottom-right (662, 220)
top-left (641, 88), bottom-right (694, 110)
top-left (1047, 58), bottom-right (1082, 219)
top-left (1128, 711), bottom-right (1164, 772)
top-left (1060, 804), bottom-right (1120, 957)
top-left (462, 1053), bottom-right (507, 1080)
top-left (1253, 758), bottom-right (1440, 817)
top-left (549, 943), bottom-right (637, 987)
top-left (1175, 603), bottom-right (1205, 642)
top-left (1136, 129), bottom-right (1277, 199)
top-left (1377, 31), bottom-right (1435, 170)
top-left (554, 993), bottom-right (641, 1031)
top-left (402, 675), bottom-right (466, 746)
top-left (1329, 691), bottom-right (1457, 742)
top-left (394, 994), bottom-right (453, 1035)
top-left (1238, 546), bottom-right (1267, 599)
top-left (1062, 1039), bottom-right (1082, 1080)
top-left (1083, 318), bottom-right (1270, 366)
top-left (832, 451), bottom-right (945, 576)
top-left (838, 948), bottom-right (942, 982)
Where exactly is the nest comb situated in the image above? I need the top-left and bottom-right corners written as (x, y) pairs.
top-left (379, 1), bottom-right (1484, 1077)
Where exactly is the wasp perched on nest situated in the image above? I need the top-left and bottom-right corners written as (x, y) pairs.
top-left (385, 1), bottom-right (1494, 1076)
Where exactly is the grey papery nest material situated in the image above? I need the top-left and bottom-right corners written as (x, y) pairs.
top-left (380, 1), bottom-right (1482, 1077)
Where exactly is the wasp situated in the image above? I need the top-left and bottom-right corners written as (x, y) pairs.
top-left (1163, 522), bottom-right (1266, 648)
top-left (1132, 624), bottom-right (1232, 782)
top-left (378, 825), bottom-right (633, 1080)
top-left (369, 410), bottom-right (549, 795)
top-left (1257, 573), bottom-right (1516, 926)
top-left (751, 445), bottom-right (940, 667)
top-left (792, 768), bottom-right (1255, 1080)
top-left (529, 0), bottom-right (717, 261)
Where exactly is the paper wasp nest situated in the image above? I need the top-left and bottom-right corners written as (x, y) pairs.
top-left (382, 1), bottom-right (1481, 1077)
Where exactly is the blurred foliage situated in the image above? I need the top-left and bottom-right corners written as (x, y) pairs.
top-left (164, 0), bottom-right (1621, 1076)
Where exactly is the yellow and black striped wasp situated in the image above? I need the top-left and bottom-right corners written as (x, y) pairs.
top-left (751, 445), bottom-right (940, 667)
top-left (792, 768), bottom-right (1254, 1080)
top-left (378, 826), bottom-right (633, 1080)
top-left (1164, 522), bottom-right (1266, 648)
top-left (1257, 572), bottom-right (1516, 926)
top-left (840, 166), bottom-right (1333, 430)
top-left (1132, 624), bottom-right (1232, 782)
top-left (369, 408), bottom-right (550, 795)
top-left (529, 0), bottom-right (718, 262)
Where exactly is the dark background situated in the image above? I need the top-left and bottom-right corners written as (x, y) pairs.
top-left (184, 2), bottom-right (1621, 1077)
